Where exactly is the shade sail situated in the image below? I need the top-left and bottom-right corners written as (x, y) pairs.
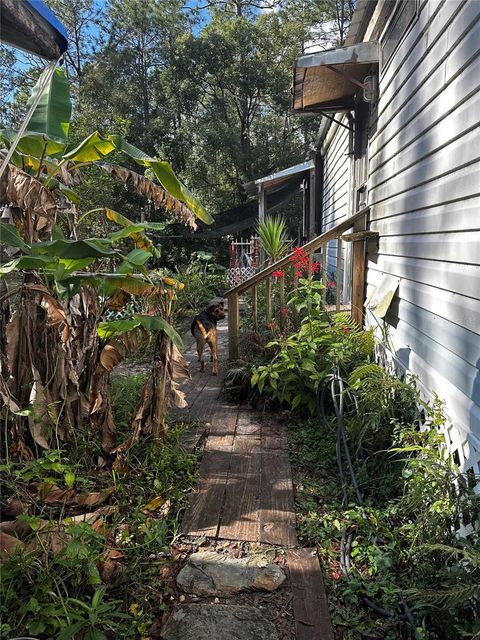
top-left (293, 41), bottom-right (378, 113)
top-left (1, 0), bottom-right (68, 60)
top-left (177, 178), bottom-right (302, 240)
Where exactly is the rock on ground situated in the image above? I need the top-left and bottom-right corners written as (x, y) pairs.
top-left (161, 604), bottom-right (278, 640)
top-left (176, 551), bottom-right (286, 595)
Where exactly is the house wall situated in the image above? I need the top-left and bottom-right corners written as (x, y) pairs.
top-left (363, 0), bottom-right (480, 520)
top-left (320, 116), bottom-right (351, 300)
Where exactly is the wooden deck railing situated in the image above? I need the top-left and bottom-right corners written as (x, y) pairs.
top-left (225, 207), bottom-right (372, 360)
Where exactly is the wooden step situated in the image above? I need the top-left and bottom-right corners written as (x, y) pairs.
top-left (287, 548), bottom-right (335, 640)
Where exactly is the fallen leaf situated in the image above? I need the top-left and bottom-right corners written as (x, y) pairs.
top-left (0, 531), bottom-right (24, 557)
top-left (142, 496), bottom-right (166, 513)
top-left (74, 487), bottom-right (115, 507)
top-left (32, 483), bottom-right (114, 508)
top-left (2, 496), bottom-right (27, 518)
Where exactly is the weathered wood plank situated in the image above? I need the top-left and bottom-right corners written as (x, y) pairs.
top-left (218, 436), bottom-right (261, 542)
top-left (259, 450), bottom-right (297, 547)
top-left (288, 548), bottom-right (335, 640)
top-left (206, 403), bottom-right (239, 450)
top-left (182, 448), bottom-right (231, 538)
top-left (180, 425), bottom-right (208, 453)
top-left (261, 421), bottom-right (287, 451)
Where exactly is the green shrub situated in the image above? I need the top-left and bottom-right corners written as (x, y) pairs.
top-left (251, 279), bottom-right (374, 414)
top-left (175, 252), bottom-right (227, 315)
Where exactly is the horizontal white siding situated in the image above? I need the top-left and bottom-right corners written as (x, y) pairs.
top-left (321, 120), bottom-right (351, 293)
top-left (364, 0), bottom-right (480, 453)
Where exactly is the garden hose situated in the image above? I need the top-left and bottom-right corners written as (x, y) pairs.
top-left (316, 368), bottom-right (415, 626)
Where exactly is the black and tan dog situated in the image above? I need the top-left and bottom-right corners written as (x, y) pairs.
top-left (191, 302), bottom-right (226, 375)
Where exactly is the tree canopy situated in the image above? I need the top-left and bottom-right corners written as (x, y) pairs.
top-left (1, 0), bottom-right (354, 237)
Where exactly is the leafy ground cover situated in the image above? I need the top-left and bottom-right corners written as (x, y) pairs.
top-left (0, 374), bottom-right (200, 639)
top-left (288, 375), bottom-right (480, 640)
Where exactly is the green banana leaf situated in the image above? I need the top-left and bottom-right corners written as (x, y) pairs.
top-left (55, 258), bottom-right (95, 280)
top-left (0, 129), bottom-right (66, 158)
top-left (27, 67), bottom-right (71, 142)
top-left (0, 255), bottom-right (56, 275)
top-left (31, 238), bottom-right (117, 259)
top-left (0, 222), bottom-right (30, 252)
top-left (98, 314), bottom-right (183, 349)
top-left (63, 132), bottom-right (116, 162)
top-left (109, 135), bottom-right (213, 225)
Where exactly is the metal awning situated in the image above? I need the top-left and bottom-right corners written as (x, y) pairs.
top-left (0, 0), bottom-right (69, 60)
top-left (293, 41), bottom-right (379, 113)
top-left (244, 160), bottom-right (314, 196)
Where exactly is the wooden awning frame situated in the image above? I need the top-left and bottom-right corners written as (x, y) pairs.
top-left (293, 41), bottom-right (379, 113)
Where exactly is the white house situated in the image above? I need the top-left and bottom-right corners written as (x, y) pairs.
top-left (291, 0), bottom-right (480, 528)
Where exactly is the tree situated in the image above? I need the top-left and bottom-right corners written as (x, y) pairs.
top-left (46, 0), bottom-right (100, 81)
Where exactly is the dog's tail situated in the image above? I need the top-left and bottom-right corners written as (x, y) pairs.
top-left (196, 319), bottom-right (210, 339)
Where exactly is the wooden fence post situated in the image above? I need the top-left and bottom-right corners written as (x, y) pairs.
top-left (228, 292), bottom-right (240, 360)
top-left (351, 214), bottom-right (366, 326)
top-left (252, 285), bottom-right (258, 331)
top-left (321, 246), bottom-right (327, 307)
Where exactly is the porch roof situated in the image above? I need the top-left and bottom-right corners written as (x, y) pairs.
top-left (292, 41), bottom-right (379, 113)
top-left (243, 160), bottom-right (314, 196)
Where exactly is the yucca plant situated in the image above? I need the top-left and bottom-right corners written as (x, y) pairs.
top-left (258, 215), bottom-right (289, 262)
top-left (257, 216), bottom-right (289, 324)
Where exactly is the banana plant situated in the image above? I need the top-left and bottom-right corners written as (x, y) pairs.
top-left (0, 65), bottom-right (211, 458)
top-left (0, 65), bottom-right (213, 242)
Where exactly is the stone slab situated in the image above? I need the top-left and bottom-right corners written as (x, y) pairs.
top-left (176, 551), bottom-right (286, 595)
top-left (161, 604), bottom-right (278, 640)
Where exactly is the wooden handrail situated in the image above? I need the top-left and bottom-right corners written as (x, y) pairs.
top-left (225, 206), bottom-right (369, 296)
top-left (226, 206), bottom-right (370, 360)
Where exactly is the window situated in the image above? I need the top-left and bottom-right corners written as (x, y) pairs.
top-left (380, 0), bottom-right (418, 69)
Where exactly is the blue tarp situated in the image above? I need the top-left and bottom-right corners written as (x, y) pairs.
top-left (0, 0), bottom-right (68, 60)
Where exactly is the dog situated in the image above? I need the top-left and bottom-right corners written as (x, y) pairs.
top-left (191, 302), bottom-right (226, 375)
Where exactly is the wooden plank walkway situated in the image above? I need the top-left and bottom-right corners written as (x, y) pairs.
top-left (173, 318), bottom-right (335, 638)
top-left (173, 321), bottom-right (297, 547)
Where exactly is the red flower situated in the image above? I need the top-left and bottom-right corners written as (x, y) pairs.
top-left (327, 280), bottom-right (335, 289)
top-left (280, 306), bottom-right (289, 316)
top-left (331, 570), bottom-right (341, 581)
top-left (342, 327), bottom-right (351, 335)
top-left (273, 269), bottom-right (285, 279)
top-left (294, 270), bottom-right (303, 277)
top-left (310, 261), bottom-right (320, 274)
top-left (266, 321), bottom-right (277, 330)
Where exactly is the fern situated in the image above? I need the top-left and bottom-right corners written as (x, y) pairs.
top-left (348, 363), bottom-right (384, 387)
top-left (406, 582), bottom-right (480, 609)
top-left (420, 542), bottom-right (480, 566)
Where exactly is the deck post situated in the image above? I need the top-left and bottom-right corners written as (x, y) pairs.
top-left (321, 246), bottom-right (327, 307)
top-left (228, 292), bottom-right (240, 360)
top-left (265, 277), bottom-right (272, 324)
top-left (252, 285), bottom-right (258, 331)
top-left (351, 213), bottom-right (367, 326)
top-left (336, 237), bottom-right (342, 311)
